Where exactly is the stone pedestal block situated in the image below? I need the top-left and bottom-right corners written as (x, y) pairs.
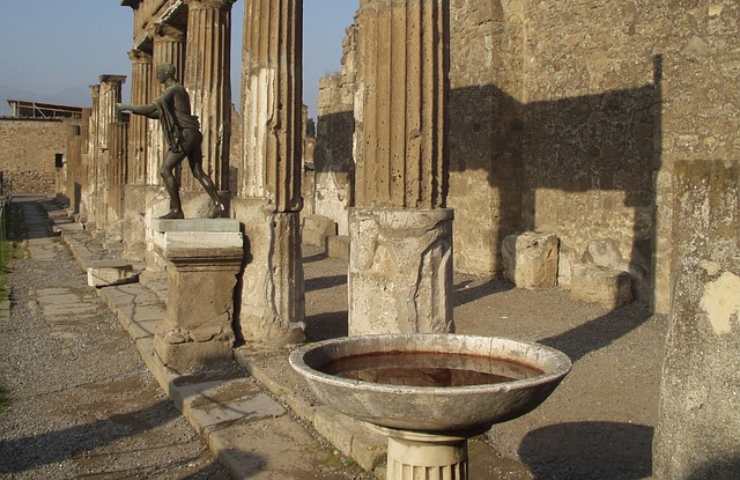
top-left (233, 199), bottom-right (305, 346)
top-left (122, 184), bottom-right (151, 261)
top-left (154, 223), bottom-right (243, 373)
top-left (349, 208), bottom-right (454, 336)
top-left (302, 214), bottom-right (338, 249)
top-left (502, 232), bottom-right (559, 289)
top-left (144, 188), bottom-right (231, 272)
top-left (570, 264), bottom-right (633, 309)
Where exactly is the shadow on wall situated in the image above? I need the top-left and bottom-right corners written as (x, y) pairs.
top-left (517, 421), bottom-right (654, 480)
top-left (447, 54), bottom-right (663, 360)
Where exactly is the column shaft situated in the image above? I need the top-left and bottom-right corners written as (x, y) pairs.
top-left (235, 0), bottom-right (305, 346)
top-left (96, 75), bottom-right (126, 231)
top-left (241, 0), bottom-right (303, 212)
top-left (149, 24), bottom-right (186, 185)
top-left (128, 49), bottom-right (152, 185)
top-left (183, 0), bottom-right (233, 192)
top-left (355, 0), bottom-right (446, 209)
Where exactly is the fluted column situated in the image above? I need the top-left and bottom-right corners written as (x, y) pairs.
top-left (84, 85), bottom-right (101, 225)
top-left (241, 0), bottom-right (303, 211)
top-left (148, 23), bottom-right (186, 185)
top-left (235, 0), bottom-right (305, 346)
top-left (349, 0), bottom-right (453, 336)
top-left (107, 116), bottom-right (129, 229)
top-left (183, 0), bottom-right (233, 192)
top-left (127, 49), bottom-right (152, 185)
top-left (97, 75), bottom-right (126, 231)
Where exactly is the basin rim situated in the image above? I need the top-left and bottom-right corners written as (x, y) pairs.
top-left (289, 334), bottom-right (572, 396)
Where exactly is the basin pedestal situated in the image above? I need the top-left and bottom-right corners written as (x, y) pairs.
top-left (374, 426), bottom-right (471, 480)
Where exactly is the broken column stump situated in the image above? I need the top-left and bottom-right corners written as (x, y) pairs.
top-left (153, 219), bottom-right (243, 373)
top-left (349, 208), bottom-right (454, 336)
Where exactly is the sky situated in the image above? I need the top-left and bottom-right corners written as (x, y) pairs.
top-left (0, 0), bottom-right (358, 118)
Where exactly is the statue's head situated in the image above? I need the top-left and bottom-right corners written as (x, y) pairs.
top-left (156, 63), bottom-right (177, 84)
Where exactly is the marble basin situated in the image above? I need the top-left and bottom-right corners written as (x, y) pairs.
top-left (289, 334), bottom-right (572, 433)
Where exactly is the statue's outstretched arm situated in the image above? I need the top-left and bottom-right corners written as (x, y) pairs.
top-left (116, 102), bottom-right (159, 119)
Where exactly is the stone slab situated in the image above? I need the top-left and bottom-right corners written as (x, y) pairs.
top-left (327, 235), bottom-right (350, 260)
top-left (154, 218), bottom-right (241, 234)
top-left (157, 231), bottom-right (244, 260)
top-left (188, 392), bottom-right (286, 432)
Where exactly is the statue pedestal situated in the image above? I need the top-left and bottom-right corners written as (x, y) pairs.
top-left (153, 219), bottom-right (243, 373)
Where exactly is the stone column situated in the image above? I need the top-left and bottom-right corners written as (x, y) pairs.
top-left (235, 0), bottom-right (305, 346)
top-left (183, 0), bottom-right (233, 192)
top-left (96, 75), bottom-right (126, 233)
top-left (127, 49), bottom-right (152, 185)
top-left (654, 161), bottom-right (739, 480)
top-left (349, 0), bottom-right (453, 336)
top-left (106, 117), bottom-right (129, 238)
top-left (84, 85), bottom-right (100, 226)
top-left (148, 23), bottom-right (186, 185)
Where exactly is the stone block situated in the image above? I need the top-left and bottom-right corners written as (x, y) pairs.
top-left (87, 260), bottom-right (138, 288)
top-left (557, 244), bottom-right (577, 288)
top-left (327, 235), bottom-right (350, 260)
top-left (502, 232), bottom-right (559, 289)
top-left (349, 208), bottom-right (454, 336)
top-left (583, 238), bottom-right (623, 269)
top-left (302, 214), bottom-right (337, 249)
top-left (570, 264), bottom-right (633, 309)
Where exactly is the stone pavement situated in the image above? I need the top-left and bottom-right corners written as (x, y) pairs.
top-left (1, 197), bottom-right (370, 480)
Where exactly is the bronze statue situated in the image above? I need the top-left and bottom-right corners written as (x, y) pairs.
top-left (116, 63), bottom-right (225, 219)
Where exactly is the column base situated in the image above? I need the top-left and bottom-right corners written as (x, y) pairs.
top-left (232, 199), bottom-right (306, 347)
top-left (372, 426), bottom-right (469, 480)
top-left (349, 208), bottom-right (455, 336)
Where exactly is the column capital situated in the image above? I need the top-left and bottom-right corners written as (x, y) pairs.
top-left (89, 84), bottom-right (101, 99)
top-left (184, 0), bottom-right (236, 11)
top-left (147, 22), bottom-right (186, 43)
top-left (128, 49), bottom-right (153, 64)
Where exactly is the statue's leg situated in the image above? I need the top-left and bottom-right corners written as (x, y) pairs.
top-left (185, 136), bottom-right (225, 217)
top-left (160, 149), bottom-right (186, 219)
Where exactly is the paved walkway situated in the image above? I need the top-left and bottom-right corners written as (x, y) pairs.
top-left (0, 198), bottom-right (228, 479)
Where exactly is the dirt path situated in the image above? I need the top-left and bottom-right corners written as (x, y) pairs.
top-left (0, 197), bottom-right (229, 480)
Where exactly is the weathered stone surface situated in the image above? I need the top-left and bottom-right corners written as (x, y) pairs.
top-left (122, 184), bottom-right (149, 260)
top-left (349, 208), bottom-right (454, 336)
top-left (233, 199), bottom-right (305, 346)
top-left (570, 264), bottom-right (633, 309)
top-left (327, 235), bottom-right (350, 261)
top-left (502, 232), bottom-right (559, 289)
top-left (654, 161), bottom-right (739, 480)
top-left (557, 244), bottom-right (577, 288)
top-left (301, 214), bottom-right (337, 249)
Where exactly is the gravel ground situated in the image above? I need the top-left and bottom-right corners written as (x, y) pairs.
top-left (0, 198), bottom-right (229, 480)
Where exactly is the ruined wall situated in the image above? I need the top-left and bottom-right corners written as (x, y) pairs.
top-left (518, 0), bottom-right (738, 312)
top-left (0, 119), bottom-right (76, 194)
top-left (314, 25), bottom-right (357, 235)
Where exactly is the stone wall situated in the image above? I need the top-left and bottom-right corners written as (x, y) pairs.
top-left (0, 119), bottom-right (77, 195)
